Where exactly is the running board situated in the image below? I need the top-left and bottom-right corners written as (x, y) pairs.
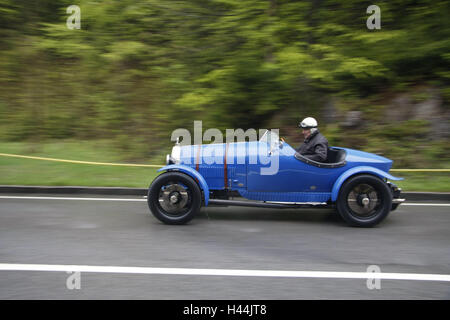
top-left (208, 199), bottom-right (330, 209)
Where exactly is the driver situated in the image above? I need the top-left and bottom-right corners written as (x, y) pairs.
top-left (296, 117), bottom-right (328, 162)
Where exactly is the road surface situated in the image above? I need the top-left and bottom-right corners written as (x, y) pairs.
top-left (0, 194), bottom-right (449, 299)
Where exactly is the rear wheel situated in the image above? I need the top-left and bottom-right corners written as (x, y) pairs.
top-left (336, 174), bottom-right (392, 227)
top-left (148, 172), bottom-right (202, 225)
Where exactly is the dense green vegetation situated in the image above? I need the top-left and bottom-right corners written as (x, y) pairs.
top-left (0, 1), bottom-right (449, 173)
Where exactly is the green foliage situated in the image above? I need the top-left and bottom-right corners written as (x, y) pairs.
top-left (0, 0), bottom-right (448, 167)
top-left (374, 120), bottom-right (430, 140)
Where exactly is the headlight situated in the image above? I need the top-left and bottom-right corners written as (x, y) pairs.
top-left (171, 145), bottom-right (181, 164)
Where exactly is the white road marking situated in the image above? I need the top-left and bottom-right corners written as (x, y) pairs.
top-left (0, 263), bottom-right (449, 282)
top-left (400, 203), bottom-right (450, 206)
top-left (0, 196), bottom-right (146, 202)
top-left (0, 195), bottom-right (449, 206)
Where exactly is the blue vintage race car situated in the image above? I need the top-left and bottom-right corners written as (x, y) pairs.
top-left (147, 130), bottom-right (404, 227)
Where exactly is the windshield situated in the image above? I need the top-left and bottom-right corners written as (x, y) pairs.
top-left (259, 130), bottom-right (280, 149)
top-left (259, 130), bottom-right (279, 143)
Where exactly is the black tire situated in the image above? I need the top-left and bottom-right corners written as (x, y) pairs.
top-left (336, 174), bottom-right (393, 227)
top-left (147, 171), bottom-right (202, 225)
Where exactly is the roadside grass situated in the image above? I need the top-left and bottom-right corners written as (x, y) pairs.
top-left (0, 141), bottom-right (449, 192)
top-left (393, 172), bottom-right (450, 193)
top-left (0, 140), bottom-right (163, 188)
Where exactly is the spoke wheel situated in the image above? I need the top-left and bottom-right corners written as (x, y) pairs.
top-left (337, 174), bottom-right (392, 227)
top-left (148, 172), bottom-right (202, 225)
top-left (158, 183), bottom-right (191, 216)
top-left (347, 183), bottom-right (380, 218)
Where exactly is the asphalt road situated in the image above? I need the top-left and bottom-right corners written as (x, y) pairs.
top-left (0, 194), bottom-right (449, 299)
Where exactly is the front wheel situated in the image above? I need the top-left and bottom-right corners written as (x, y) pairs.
top-left (148, 172), bottom-right (202, 225)
top-left (336, 174), bottom-right (393, 227)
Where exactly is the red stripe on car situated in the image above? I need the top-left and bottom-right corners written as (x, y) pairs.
top-left (224, 143), bottom-right (229, 188)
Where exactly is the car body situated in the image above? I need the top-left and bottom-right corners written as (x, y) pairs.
top-left (148, 130), bottom-right (404, 227)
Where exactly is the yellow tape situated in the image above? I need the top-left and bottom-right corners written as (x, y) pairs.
top-left (0, 153), bottom-right (164, 168)
top-left (0, 152), bottom-right (448, 172)
top-left (390, 169), bottom-right (450, 172)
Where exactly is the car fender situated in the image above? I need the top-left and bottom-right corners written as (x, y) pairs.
top-left (331, 166), bottom-right (403, 202)
top-left (158, 165), bottom-right (209, 206)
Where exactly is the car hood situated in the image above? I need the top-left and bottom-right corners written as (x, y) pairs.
top-left (340, 147), bottom-right (393, 172)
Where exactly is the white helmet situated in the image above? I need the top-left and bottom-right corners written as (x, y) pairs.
top-left (299, 117), bottom-right (318, 129)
